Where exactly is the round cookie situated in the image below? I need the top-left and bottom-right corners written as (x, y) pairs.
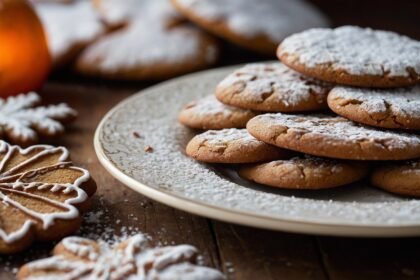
top-left (215, 63), bottom-right (333, 112)
top-left (76, 0), bottom-right (219, 80)
top-left (34, 0), bottom-right (106, 67)
top-left (371, 160), bottom-right (420, 197)
top-left (171, 0), bottom-right (328, 55)
top-left (328, 86), bottom-right (420, 130)
top-left (278, 26), bottom-right (420, 87)
top-left (247, 113), bottom-right (420, 160)
top-left (239, 156), bottom-right (368, 189)
top-left (186, 128), bottom-right (289, 163)
top-left (178, 95), bottom-right (257, 129)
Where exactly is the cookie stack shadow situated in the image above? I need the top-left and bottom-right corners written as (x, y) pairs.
top-left (179, 26), bottom-right (420, 197)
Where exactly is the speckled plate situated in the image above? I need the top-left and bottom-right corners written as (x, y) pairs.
top-left (94, 65), bottom-right (420, 237)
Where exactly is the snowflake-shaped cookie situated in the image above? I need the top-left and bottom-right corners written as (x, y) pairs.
top-left (0, 141), bottom-right (96, 254)
top-left (17, 234), bottom-right (225, 279)
top-left (0, 92), bottom-right (77, 145)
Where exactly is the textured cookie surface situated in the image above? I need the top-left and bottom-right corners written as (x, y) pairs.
top-left (76, 0), bottom-right (219, 80)
top-left (34, 0), bottom-right (105, 67)
top-left (179, 95), bottom-right (257, 129)
top-left (278, 26), bottom-right (420, 87)
top-left (0, 141), bottom-right (96, 254)
top-left (186, 128), bottom-right (288, 163)
top-left (239, 156), bottom-right (368, 189)
top-left (247, 113), bottom-right (420, 160)
top-left (328, 86), bottom-right (420, 130)
top-left (17, 234), bottom-right (224, 280)
top-left (216, 63), bottom-right (333, 112)
top-left (171, 0), bottom-right (328, 55)
top-left (371, 160), bottom-right (420, 197)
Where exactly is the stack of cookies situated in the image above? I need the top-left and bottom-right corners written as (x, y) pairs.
top-left (179, 26), bottom-right (420, 197)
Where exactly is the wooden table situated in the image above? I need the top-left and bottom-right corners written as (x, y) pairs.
top-left (1, 1), bottom-right (420, 278)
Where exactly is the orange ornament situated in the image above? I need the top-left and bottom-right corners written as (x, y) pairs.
top-left (0, 0), bottom-right (51, 97)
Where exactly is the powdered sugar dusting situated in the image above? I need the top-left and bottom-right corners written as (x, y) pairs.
top-left (78, 0), bottom-right (218, 71)
top-left (97, 66), bottom-right (420, 232)
top-left (196, 128), bottom-right (262, 147)
top-left (330, 85), bottom-right (420, 116)
top-left (184, 95), bottom-right (253, 118)
top-left (279, 26), bottom-right (420, 77)
top-left (175, 0), bottom-right (328, 42)
top-left (217, 63), bottom-right (332, 107)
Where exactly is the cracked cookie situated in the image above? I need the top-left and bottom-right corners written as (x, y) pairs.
top-left (215, 63), bottom-right (333, 112)
top-left (247, 113), bottom-right (420, 160)
top-left (371, 160), bottom-right (420, 197)
top-left (171, 0), bottom-right (328, 55)
top-left (278, 26), bottom-right (420, 87)
top-left (178, 95), bottom-right (257, 129)
top-left (186, 128), bottom-right (289, 163)
top-left (239, 156), bottom-right (368, 189)
top-left (328, 86), bottom-right (420, 130)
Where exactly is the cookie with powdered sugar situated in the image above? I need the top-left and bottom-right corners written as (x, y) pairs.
top-left (278, 26), bottom-right (420, 87)
top-left (247, 113), bottom-right (420, 160)
top-left (178, 95), bottom-right (258, 129)
top-left (17, 234), bottom-right (224, 279)
top-left (171, 0), bottom-right (328, 55)
top-left (328, 86), bottom-right (420, 130)
top-left (215, 63), bottom-right (333, 112)
top-left (76, 0), bottom-right (219, 80)
top-left (239, 156), bottom-right (368, 189)
top-left (186, 128), bottom-right (289, 163)
top-left (371, 160), bottom-right (420, 197)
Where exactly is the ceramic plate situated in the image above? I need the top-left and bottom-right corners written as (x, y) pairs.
top-left (94, 65), bottom-right (420, 237)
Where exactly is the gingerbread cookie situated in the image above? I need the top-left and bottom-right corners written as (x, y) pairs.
top-left (179, 95), bottom-right (257, 129)
top-left (215, 63), bottom-right (333, 112)
top-left (0, 92), bottom-right (77, 146)
top-left (328, 86), bottom-right (420, 130)
top-left (278, 26), bottom-right (420, 87)
top-left (371, 160), bottom-right (420, 197)
top-left (186, 128), bottom-right (289, 163)
top-left (239, 156), bottom-right (368, 189)
top-left (76, 0), bottom-right (219, 80)
top-left (17, 234), bottom-right (225, 279)
top-left (247, 113), bottom-right (420, 160)
top-left (0, 141), bottom-right (96, 254)
top-left (171, 0), bottom-right (328, 55)
top-left (34, 0), bottom-right (106, 67)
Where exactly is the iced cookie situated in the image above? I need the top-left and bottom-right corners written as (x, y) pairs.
top-left (328, 86), bottom-right (420, 130)
top-left (0, 92), bottom-right (77, 146)
top-left (247, 113), bottom-right (420, 160)
top-left (371, 160), bottom-right (420, 197)
top-left (171, 0), bottom-right (328, 55)
top-left (186, 128), bottom-right (289, 163)
top-left (34, 0), bottom-right (106, 67)
top-left (278, 26), bottom-right (420, 87)
top-left (17, 234), bottom-right (225, 279)
top-left (179, 95), bottom-right (258, 129)
top-left (239, 156), bottom-right (368, 189)
top-left (76, 0), bottom-right (219, 80)
top-left (0, 141), bottom-right (96, 254)
top-left (215, 63), bottom-right (333, 112)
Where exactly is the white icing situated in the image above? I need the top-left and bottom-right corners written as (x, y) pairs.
top-left (0, 141), bottom-right (91, 244)
top-left (217, 63), bottom-right (332, 107)
top-left (279, 26), bottom-right (420, 77)
top-left (78, 0), bottom-right (218, 72)
top-left (330, 85), bottom-right (420, 117)
top-left (252, 113), bottom-right (420, 150)
top-left (23, 234), bottom-right (225, 280)
top-left (0, 92), bottom-right (76, 144)
top-left (175, 0), bottom-right (328, 42)
top-left (34, 0), bottom-right (105, 64)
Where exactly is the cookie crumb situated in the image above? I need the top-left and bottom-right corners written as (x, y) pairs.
top-left (132, 131), bottom-right (141, 138)
top-left (144, 146), bottom-right (154, 152)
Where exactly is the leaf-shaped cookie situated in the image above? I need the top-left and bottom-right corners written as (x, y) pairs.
top-left (0, 141), bottom-right (96, 254)
top-left (17, 234), bottom-right (225, 280)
